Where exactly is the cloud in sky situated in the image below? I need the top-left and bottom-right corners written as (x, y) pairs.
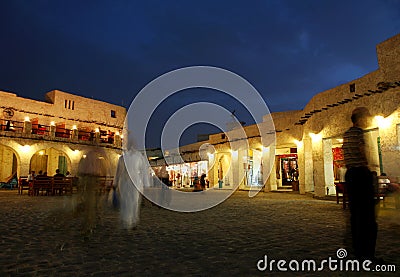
top-left (1, 0), bottom-right (399, 146)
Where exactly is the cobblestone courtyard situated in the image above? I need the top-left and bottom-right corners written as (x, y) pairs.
top-left (0, 190), bottom-right (399, 276)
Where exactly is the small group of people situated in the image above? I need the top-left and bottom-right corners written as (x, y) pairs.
top-left (193, 173), bottom-right (208, 192)
top-left (27, 169), bottom-right (71, 181)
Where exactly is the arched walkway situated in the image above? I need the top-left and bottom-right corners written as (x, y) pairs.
top-left (30, 147), bottom-right (72, 176)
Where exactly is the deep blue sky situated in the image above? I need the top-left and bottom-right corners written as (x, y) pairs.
top-left (1, 0), bottom-right (399, 147)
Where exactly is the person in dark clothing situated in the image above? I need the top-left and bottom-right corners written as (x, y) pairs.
top-left (36, 170), bottom-right (45, 179)
top-left (5, 120), bottom-right (11, 131)
top-left (342, 107), bottom-right (378, 261)
top-left (54, 169), bottom-right (65, 179)
top-left (200, 173), bottom-right (207, 190)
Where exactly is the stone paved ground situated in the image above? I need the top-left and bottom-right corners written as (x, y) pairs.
top-left (0, 190), bottom-right (399, 276)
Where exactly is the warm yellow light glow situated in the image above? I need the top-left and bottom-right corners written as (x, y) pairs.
top-left (231, 150), bottom-right (238, 158)
top-left (72, 125), bottom-right (77, 130)
top-left (263, 146), bottom-right (270, 151)
top-left (50, 121), bottom-right (55, 126)
top-left (293, 139), bottom-right (303, 147)
top-left (375, 115), bottom-right (391, 129)
top-left (116, 131), bottom-right (120, 136)
top-left (39, 150), bottom-right (44, 156)
top-left (73, 150), bottom-right (80, 154)
top-left (19, 145), bottom-right (31, 153)
top-left (337, 138), bottom-right (343, 143)
top-left (82, 154), bottom-right (87, 159)
top-left (120, 134), bottom-right (124, 139)
top-left (24, 116), bottom-right (30, 122)
top-left (309, 132), bottom-right (322, 141)
top-left (95, 128), bottom-right (100, 133)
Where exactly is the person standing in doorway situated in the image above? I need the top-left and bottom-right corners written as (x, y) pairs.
top-left (342, 107), bottom-right (379, 262)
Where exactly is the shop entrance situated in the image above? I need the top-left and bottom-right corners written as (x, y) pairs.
top-left (245, 149), bottom-right (262, 187)
top-left (163, 161), bottom-right (208, 188)
top-left (279, 154), bottom-right (299, 190)
top-left (325, 129), bottom-right (380, 196)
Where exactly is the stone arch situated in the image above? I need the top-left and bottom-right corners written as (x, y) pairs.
top-left (0, 143), bottom-right (21, 181)
top-left (217, 153), bottom-right (232, 187)
top-left (30, 147), bottom-right (72, 176)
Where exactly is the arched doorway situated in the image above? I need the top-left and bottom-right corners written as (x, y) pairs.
top-left (217, 153), bottom-right (233, 188)
top-left (0, 144), bottom-right (18, 182)
top-left (30, 148), bottom-right (71, 176)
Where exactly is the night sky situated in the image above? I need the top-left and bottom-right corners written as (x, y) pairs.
top-left (1, 1), bottom-right (399, 147)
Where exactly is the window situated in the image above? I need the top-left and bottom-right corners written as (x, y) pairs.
top-left (111, 110), bottom-right (116, 118)
top-left (65, 99), bottom-right (75, 110)
top-left (349, 83), bottom-right (356, 93)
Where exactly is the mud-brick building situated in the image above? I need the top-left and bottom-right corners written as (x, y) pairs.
top-left (151, 33), bottom-right (400, 198)
top-left (293, 34), bottom-right (400, 197)
top-left (0, 90), bottom-right (126, 181)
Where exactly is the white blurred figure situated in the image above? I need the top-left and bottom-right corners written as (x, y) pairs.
top-left (115, 148), bottom-right (151, 229)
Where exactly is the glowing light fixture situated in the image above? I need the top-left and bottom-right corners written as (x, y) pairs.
top-left (231, 150), bottom-right (238, 158)
top-left (50, 121), bottom-right (55, 126)
top-left (309, 132), bottom-right (322, 141)
top-left (24, 116), bottom-right (30, 122)
top-left (72, 125), bottom-right (77, 130)
top-left (294, 139), bottom-right (303, 147)
top-left (95, 128), bottom-right (100, 133)
top-left (375, 115), bottom-right (391, 129)
top-left (39, 150), bottom-right (44, 155)
top-left (19, 145), bottom-right (31, 153)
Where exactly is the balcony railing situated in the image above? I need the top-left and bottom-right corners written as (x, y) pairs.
top-left (0, 120), bottom-right (122, 148)
top-left (1, 120), bottom-right (24, 133)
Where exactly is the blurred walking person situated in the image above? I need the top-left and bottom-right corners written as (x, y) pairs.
top-left (77, 149), bottom-right (109, 239)
top-left (114, 147), bottom-right (151, 229)
top-left (342, 107), bottom-right (379, 262)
